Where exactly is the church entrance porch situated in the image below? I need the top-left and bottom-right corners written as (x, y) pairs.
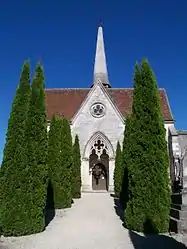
top-left (82, 132), bottom-right (115, 192)
top-left (89, 143), bottom-right (109, 191)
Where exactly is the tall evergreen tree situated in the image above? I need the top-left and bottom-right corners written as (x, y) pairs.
top-left (0, 62), bottom-right (31, 236)
top-left (124, 60), bottom-right (170, 233)
top-left (113, 141), bottom-right (122, 198)
top-left (24, 63), bottom-right (48, 234)
top-left (120, 116), bottom-right (132, 209)
top-left (48, 115), bottom-right (64, 208)
top-left (59, 118), bottom-right (73, 207)
top-left (72, 134), bottom-right (81, 198)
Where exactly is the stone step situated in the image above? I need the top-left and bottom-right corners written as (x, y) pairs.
top-left (169, 216), bottom-right (179, 233)
top-left (169, 216), bottom-right (187, 234)
top-left (82, 190), bottom-right (109, 193)
top-left (171, 203), bottom-right (187, 211)
top-left (171, 193), bottom-right (182, 205)
top-left (170, 207), bottom-right (187, 220)
top-left (171, 203), bottom-right (182, 210)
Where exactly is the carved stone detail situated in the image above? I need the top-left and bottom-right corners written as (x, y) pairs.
top-left (90, 138), bottom-right (108, 159)
top-left (90, 103), bottom-right (106, 118)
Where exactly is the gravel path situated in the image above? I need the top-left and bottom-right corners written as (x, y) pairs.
top-left (1, 193), bottom-right (187, 249)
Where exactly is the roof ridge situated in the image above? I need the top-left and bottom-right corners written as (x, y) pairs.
top-left (45, 87), bottom-right (166, 91)
top-left (45, 87), bottom-right (173, 121)
top-left (161, 88), bottom-right (175, 121)
top-left (45, 88), bottom-right (90, 91)
top-left (107, 88), bottom-right (133, 90)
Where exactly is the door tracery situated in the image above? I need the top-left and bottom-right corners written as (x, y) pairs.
top-left (90, 138), bottom-right (108, 159)
top-left (89, 139), bottom-right (109, 190)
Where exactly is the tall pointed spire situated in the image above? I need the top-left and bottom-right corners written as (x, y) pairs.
top-left (93, 24), bottom-right (111, 88)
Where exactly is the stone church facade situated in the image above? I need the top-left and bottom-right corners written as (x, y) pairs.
top-left (45, 25), bottom-right (186, 199)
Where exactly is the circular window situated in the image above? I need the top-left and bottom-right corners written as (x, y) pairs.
top-left (90, 103), bottom-right (106, 118)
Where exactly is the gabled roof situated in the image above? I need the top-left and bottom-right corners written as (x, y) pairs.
top-left (45, 88), bottom-right (174, 122)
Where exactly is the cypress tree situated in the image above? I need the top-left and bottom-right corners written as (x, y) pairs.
top-left (0, 62), bottom-right (31, 236)
top-left (120, 116), bottom-right (132, 209)
top-left (113, 141), bottom-right (122, 198)
top-left (124, 60), bottom-right (170, 233)
top-left (60, 118), bottom-right (73, 208)
top-left (24, 63), bottom-right (48, 234)
top-left (48, 115), bottom-right (64, 208)
top-left (72, 134), bottom-right (81, 198)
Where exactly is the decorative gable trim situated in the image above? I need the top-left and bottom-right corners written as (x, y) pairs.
top-left (98, 82), bottom-right (125, 122)
top-left (45, 88), bottom-right (174, 122)
top-left (71, 81), bottom-right (124, 124)
top-left (71, 83), bottom-right (98, 124)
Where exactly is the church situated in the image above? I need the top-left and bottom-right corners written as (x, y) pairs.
top-left (45, 25), bottom-right (184, 194)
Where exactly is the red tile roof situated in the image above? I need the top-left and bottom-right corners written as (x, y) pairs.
top-left (45, 88), bottom-right (173, 121)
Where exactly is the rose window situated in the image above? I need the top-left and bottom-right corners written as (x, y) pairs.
top-left (90, 103), bottom-right (105, 118)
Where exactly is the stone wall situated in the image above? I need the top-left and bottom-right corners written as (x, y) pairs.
top-left (178, 131), bottom-right (187, 189)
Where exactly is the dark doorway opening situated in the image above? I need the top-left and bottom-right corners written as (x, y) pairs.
top-left (92, 163), bottom-right (108, 190)
top-left (89, 149), bottom-right (109, 191)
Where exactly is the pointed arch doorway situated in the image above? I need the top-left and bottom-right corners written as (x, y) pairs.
top-left (89, 146), bottom-right (109, 191)
top-left (83, 131), bottom-right (115, 192)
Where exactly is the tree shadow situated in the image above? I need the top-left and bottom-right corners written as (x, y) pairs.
top-left (129, 218), bottom-right (187, 249)
top-left (129, 230), bottom-right (186, 249)
top-left (143, 218), bottom-right (159, 234)
top-left (120, 166), bottom-right (129, 210)
top-left (113, 197), bottom-right (124, 222)
top-left (44, 179), bottom-right (55, 227)
top-left (113, 166), bottom-right (129, 223)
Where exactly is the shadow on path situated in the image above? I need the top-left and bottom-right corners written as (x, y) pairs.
top-left (113, 196), bottom-right (187, 249)
top-left (44, 179), bottom-right (55, 227)
top-left (113, 196), bottom-right (124, 222)
top-left (129, 230), bottom-right (187, 249)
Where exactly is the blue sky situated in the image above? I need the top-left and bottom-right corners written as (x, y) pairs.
top-left (0, 0), bottom-right (187, 162)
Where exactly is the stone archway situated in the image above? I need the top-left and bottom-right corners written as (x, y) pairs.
top-left (83, 131), bottom-right (115, 192)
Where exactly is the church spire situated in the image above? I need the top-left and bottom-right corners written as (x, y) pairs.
top-left (93, 24), bottom-right (111, 88)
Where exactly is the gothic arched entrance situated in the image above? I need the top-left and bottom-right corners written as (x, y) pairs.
top-left (83, 131), bottom-right (114, 192)
top-left (89, 145), bottom-right (109, 191)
